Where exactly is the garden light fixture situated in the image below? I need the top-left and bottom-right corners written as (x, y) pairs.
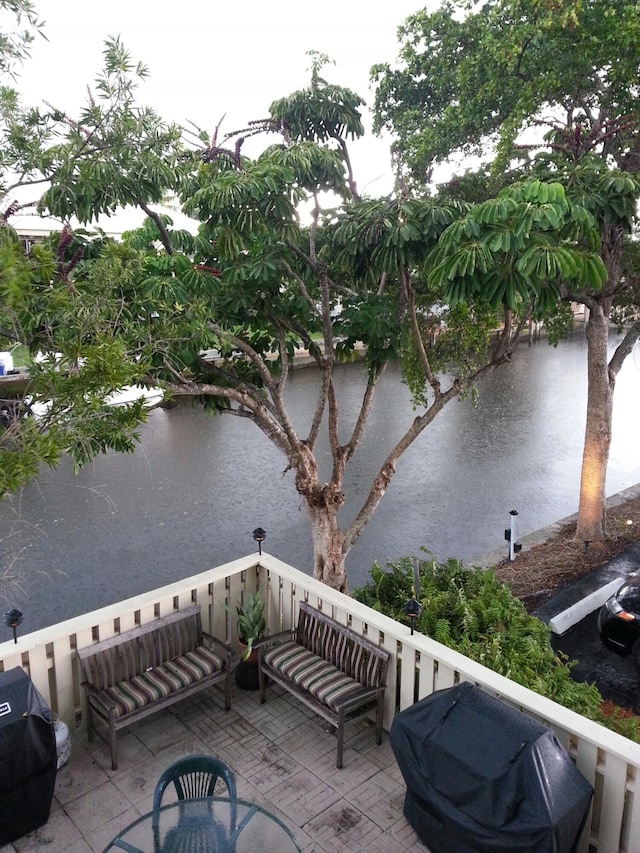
top-left (252, 527), bottom-right (266, 556)
top-left (4, 609), bottom-right (23, 644)
top-left (403, 598), bottom-right (422, 635)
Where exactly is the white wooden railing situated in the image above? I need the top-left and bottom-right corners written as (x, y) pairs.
top-left (1, 552), bottom-right (639, 852)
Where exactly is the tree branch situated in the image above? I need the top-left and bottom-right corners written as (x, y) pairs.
top-left (405, 268), bottom-right (441, 399)
top-left (207, 321), bottom-right (301, 450)
top-left (343, 340), bottom-right (520, 552)
top-left (281, 260), bottom-right (321, 317)
top-left (336, 137), bottom-right (360, 202)
top-left (137, 199), bottom-right (173, 254)
top-left (165, 378), bottom-right (293, 456)
top-left (305, 359), bottom-right (331, 451)
top-left (608, 320), bottom-right (640, 380)
top-left (341, 362), bottom-right (386, 465)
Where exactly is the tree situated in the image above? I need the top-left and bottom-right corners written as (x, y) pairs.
top-left (1, 35), bottom-right (187, 493)
top-left (0, 0), bottom-right (44, 78)
top-left (372, 0), bottom-right (640, 542)
top-left (2, 36), bottom-right (605, 590)
top-left (530, 152), bottom-right (640, 540)
top-left (372, 0), bottom-right (640, 181)
top-left (115, 62), bottom-right (602, 591)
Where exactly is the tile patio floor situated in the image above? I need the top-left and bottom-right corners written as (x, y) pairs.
top-left (1, 681), bottom-right (428, 853)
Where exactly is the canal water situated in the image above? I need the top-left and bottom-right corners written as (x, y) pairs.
top-left (1, 333), bottom-right (640, 633)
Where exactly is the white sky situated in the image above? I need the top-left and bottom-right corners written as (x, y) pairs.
top-left (10, 0), bottom-right (432, 230)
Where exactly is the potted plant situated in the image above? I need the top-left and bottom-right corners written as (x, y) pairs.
top-left (234, 588), bottom-right (266, 662)
top-left (224, 589), bottom-right (266, 689)
top-left (235, 589), bottom-right (266, 690)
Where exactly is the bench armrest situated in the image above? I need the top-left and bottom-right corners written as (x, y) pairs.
top-left (80, 679), bottom-right (119, 713)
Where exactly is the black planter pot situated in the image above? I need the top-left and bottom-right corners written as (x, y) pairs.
top-left (235, 660), bottom-right (260, 691)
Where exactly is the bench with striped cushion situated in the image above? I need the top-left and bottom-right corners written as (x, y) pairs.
top-left (77, 606), bottom-right (231, 769)
top-left (258, 602), bottom-right (390, 768)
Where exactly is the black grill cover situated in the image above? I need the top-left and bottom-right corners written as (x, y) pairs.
top-left (390, 682), bottom-right (593, 853)
top-left (0, 667), bottom-right (57, 844)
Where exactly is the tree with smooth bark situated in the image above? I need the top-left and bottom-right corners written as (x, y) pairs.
top-left (372, 0), bottom-right (640, 542)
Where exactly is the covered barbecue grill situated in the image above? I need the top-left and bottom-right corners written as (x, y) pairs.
top-left (390, 682), bottom-right (592, 853)
top-left (0, 667), bottom-right (57, 844)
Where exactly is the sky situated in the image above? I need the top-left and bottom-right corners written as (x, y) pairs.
top-left (10, 0), bottom-right (434, 231)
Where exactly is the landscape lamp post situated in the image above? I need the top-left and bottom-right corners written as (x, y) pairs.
top-left (253, 527), bottom-right (266, 556)
top-left (403, 598), bottom-right (422, 636)
top-left (4, 609), bottom-right (23, 644)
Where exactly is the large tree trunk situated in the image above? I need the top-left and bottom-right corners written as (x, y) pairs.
top-left (308, 498), bottom-right (348, 593)
top-left (293, 442), bottom-right (349, 592)
top-left (575, 302), bottom-right (613, 542)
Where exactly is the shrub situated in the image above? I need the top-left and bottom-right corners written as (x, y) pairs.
top-left (353, 555), bottom-right (640, 741)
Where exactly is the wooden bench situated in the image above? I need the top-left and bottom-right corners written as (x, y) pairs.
top-left (258, 602), bottom-right (390, 768)
top-left (77, 605), bottom-right (231, 769)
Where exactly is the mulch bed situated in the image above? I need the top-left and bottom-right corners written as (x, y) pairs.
top-left (492, 494), bottom-right (640, 611)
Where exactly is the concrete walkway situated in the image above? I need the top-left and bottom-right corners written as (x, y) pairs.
top-left (1, 682), bottom-right (427, 853)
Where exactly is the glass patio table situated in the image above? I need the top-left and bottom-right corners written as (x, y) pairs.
top-left (103, 796), bottom-right (300, 853)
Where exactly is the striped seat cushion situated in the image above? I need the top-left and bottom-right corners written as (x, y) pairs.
top-left (264, 641), bottom-right (366, 711)
top-left (90, 646), bottom-right (225, 719)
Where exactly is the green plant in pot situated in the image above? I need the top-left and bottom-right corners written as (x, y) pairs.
top-left (230, 589), bottom-right (266, 662)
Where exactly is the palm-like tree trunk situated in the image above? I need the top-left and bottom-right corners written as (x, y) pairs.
top-left (574, 217), bottom-right (640, 542)
top-left (576, 302), bottom-right (613, 541)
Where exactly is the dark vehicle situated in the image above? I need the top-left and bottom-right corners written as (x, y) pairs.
top-left (597, 573), bottom-right (640, 669)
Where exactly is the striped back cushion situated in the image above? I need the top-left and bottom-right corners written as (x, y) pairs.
top-left (296, 603), bottom-right (388, 689)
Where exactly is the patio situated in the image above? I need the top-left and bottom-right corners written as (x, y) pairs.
top-left (2, 677), bottom-right (425, 853)
top-left (1, 552), bottom-right (640, 852)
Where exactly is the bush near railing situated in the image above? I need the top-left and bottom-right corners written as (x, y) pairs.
top-left (353, 555), bottom-right (640, 743)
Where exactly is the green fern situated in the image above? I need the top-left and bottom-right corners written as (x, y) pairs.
top-left (354, 556), bottom-right (640, 743)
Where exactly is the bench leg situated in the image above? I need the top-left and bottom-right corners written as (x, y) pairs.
top-left (85, 704), bottom-right (94, 743)
top-left (375, 697), bottom-right (384, 746)
top-left (336, 720), bottom-right (344, 770)
top-left (109, 716), bottom-right (118, 771)
top-left (224, 672), bottom-right (231, 711)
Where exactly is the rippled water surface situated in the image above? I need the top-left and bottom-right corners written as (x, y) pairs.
top-left (2, 333), bottom-right (640, 631)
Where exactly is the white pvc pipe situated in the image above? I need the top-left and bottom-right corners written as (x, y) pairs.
top-left (509, 510), bottom-right (518, 561)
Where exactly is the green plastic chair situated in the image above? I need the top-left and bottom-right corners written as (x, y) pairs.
top-left (153, 755), bottom-right (237, 808)
top-left (152, 755), bottom-right (237, 849)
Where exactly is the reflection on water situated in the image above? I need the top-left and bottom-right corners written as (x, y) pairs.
top-left (1, 334), bottom-right (639, 631)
